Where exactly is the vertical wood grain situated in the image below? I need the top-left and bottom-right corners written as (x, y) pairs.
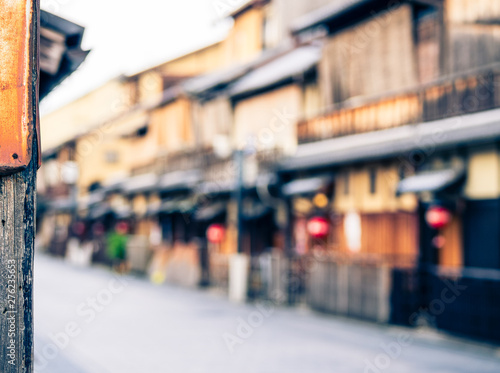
top-left (0, 1), bottom-right (38, 372)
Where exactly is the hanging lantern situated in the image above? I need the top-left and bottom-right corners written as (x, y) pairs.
top-left (307, 216), bottom-right (329, 239)
top-left (207, 224), bottom-right (225, 244)
top-left (426, 206), bottom-right (452, 230)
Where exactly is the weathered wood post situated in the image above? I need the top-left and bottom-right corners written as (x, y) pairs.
top-left (0, 1), bottom-right (39, 372)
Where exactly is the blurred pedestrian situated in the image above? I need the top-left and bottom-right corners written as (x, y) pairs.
top-left (107, 221), bottom-right (129, 273)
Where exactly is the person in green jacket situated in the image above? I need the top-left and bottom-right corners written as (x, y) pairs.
top-left (107, 221), bottom-right (129, 273)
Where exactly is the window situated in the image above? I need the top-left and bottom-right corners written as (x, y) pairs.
top-left (88, 182), bottom-right (101, 192)
top-left (414, 5), bottom-right (440, 84)
top-left (136, 126), bottom-right (148, 137)
top-left (122, 125), bottom-right (149, 139)
top-left (369, 168), bottom-right (377, 195)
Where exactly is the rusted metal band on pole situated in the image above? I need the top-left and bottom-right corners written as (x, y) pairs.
top-left (0, 0), bottom-right (39, 175)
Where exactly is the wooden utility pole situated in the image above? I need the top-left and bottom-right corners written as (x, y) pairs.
top-left (0, 1), bottom-right (39, 372)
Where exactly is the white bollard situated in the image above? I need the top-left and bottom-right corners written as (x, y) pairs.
top-left (229, 253), bottom-right (249, 303)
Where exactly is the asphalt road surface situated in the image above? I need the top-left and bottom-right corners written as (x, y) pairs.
top-left (34, 255), bottom-right (500, 373)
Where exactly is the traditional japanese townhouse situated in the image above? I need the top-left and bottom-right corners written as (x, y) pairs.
top-left (229, 43), bottom-right (322, 255)
top-left (173, 65), bottom-right (247, 287)
top-left (175, 50), bottom-right (283, 287)
top-left (280, 0), bottom-right (500, 339)
top-left (287, 0), bottom-right (500, 270)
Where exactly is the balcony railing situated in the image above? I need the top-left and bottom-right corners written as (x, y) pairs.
top-left (298, 65), bottom-right (500, 144)
top-left (146, 147), bottom-right (285, 181)
top-left (153, 147), bottom-right (215, 174)
top-left (256, 148), bottom-right (285, 170)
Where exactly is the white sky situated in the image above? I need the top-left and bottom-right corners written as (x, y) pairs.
top-left (40, 0), bottom-right (240, 115)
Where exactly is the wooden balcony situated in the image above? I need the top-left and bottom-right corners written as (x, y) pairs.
top-left (203, 157), bottom-right (235, 185)
top-left (256, 148), bottom-right (285, 169)
top-left (132, 147), bottom-right (283, 185)
top-left (298, 66), bottom-right (500, 144)
top-left (153, 147), bottom-right (214, 174)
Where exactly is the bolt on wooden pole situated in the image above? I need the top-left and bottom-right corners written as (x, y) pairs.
top-left (0, 1), bottom-right (39, 372)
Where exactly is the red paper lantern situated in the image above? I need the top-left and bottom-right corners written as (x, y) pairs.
top-left (426, 206), bottom-right (452, 230)
top-left (307, 217), bottom-right (329, 239)
top-left (207, 224), bottom-right (225, 244)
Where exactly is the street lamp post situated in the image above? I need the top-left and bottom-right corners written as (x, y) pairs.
top-left (228, 148), bottom-right (249, 303)
top-left (235, 149), bottom-right (245, 254)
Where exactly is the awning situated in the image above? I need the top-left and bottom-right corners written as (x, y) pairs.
top-left (113, 206), bottom-right (133, 219)
top-left (227, 0), bottom-right (269, 19)
top-left (183, 44), bottom-right (291, 97)
top-left (88, 204), bottom-right (112, 220)
top-left (145, 201), bottom-right (162, 217)
top-left (82, 190), bottom-right (106, 208)
top-left (116, 118), bottom-right (149, 139)
top-left (194, 202), bottom-right (227, 222)
top-left (282, 176), bottom-right (332, 196)
top-left (291, 0), bottom-right (374, 34)
top-left (123, 174), bottom-right (158, 195)
top-left (281, 107), bottom-right (500, 171)
top-left (183, 64), bottom-right (250, 95)
top-left (197, 180), bottom-right (236, 196)
top-left (397, 167), bottom-right (465, 195)
top-left (87, 204), bottom-right (132, 220)
top-left (48, 198), bottom-right (77, 212)
top-left (156, 86), bottom-right (183, 107)
top-left (159, 198), bottom-right (196, 214)
top-left (242, 202), bottom-right (270, 221)
top-left (159, 170), bottom-right (201, 193)
top-left (102, 178), bottom-right (127, 194)
top-left (230, 45), bottom-right (321, 98)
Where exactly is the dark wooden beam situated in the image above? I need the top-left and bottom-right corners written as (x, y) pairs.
top-left (0, 1), bottom-right (39, 372)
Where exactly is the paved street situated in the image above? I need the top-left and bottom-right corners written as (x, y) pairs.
top-left (34, 255), bottom-right (500, 373)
